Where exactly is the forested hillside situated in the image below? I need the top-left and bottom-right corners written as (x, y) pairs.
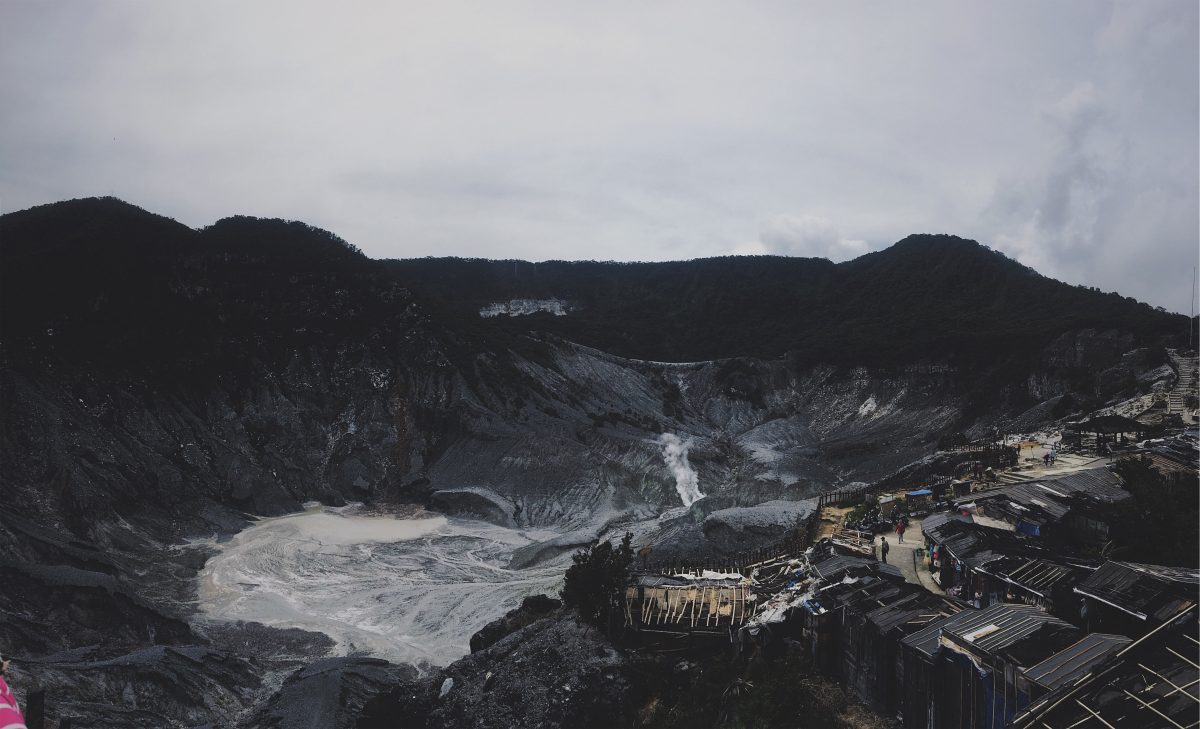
top-left (385, 238), bottom-right (1186, 366)
top-left (3, 198), bottom-right (1187, 377)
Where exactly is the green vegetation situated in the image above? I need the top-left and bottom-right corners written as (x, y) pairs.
top-left (4, 198), bottom-right (1191, 417)
top-left (384, 235), bottom-right (1189, 368)
top-left (845, 495), bottom-right (880, 526)
top-left (561, 532), bottom-right (635, 625)
top-left (1103, 456), bottom-right (1199, 567)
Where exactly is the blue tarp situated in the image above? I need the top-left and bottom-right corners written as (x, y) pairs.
top-left (907, 489), bottom-right (933, 496)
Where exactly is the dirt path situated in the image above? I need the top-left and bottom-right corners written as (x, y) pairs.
top-left (874, 519), bottom-right (943, 595)
top-left (816, 504), bottom-right (855, 539)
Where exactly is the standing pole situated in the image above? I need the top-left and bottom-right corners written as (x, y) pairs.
top-left (1190, 266), bottom-right (1196, 350)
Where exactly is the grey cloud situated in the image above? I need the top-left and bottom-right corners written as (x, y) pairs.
top-left (750, 214), bottom-right (869, 262)
top-left (0, 1), bottom-right (1195, 311)
top-left (982, 0), bottom-right (1197, 312)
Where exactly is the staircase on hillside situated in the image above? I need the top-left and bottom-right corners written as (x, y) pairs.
top-left (1167, 349), bottom-right (1198, 414)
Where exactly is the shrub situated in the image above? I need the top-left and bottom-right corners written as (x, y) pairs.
top-left (1104, 457), bottom-right (1199, 567)
top-left (561, 532), bottom-right (635, 624)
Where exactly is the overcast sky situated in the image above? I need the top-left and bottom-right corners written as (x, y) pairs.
top-left (2, 2), bottom-right (1197, 312)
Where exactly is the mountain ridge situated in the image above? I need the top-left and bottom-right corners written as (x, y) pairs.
top-left (0, 196), bottom-right (1189, 726)
top-left (3, 196), bottom-right (1187, 375)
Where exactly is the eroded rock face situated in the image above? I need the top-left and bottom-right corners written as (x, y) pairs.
top-left (0, 562), bottom-right (195, 655)
top-left (1042, 328), bottom-right (1137, 370)
top-left (1139, 364), bottom-right (1176, 390)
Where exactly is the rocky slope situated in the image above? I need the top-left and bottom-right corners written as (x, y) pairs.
top-left (0, 197), bottom-right (1189, 726)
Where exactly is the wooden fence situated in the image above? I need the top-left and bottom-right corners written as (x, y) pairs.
top-left (941, 443), bottom-right (1019, 468)
top-left (817, 484), bottom-right (872, 509)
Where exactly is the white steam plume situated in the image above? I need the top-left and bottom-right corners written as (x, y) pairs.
top-left (658, 433), bottom-right (705, 507)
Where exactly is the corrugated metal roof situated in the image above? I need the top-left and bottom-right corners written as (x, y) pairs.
top-left (969, 467), bottom-right (1129, 530)
top-left (1074, 561), bottom-right (1199, 623)
top-left (809, 554), bottom-right (903, 583)
top-left (812, 572), bottom-right (911, 616)
top-left (1044, 467), bottom-right (1130, 504)
top-left (1145, 451), bottom-right (1195, 476)
top-left (986, 467), bottom-right (1131, 511)
top-left (1022, 633), bottom-right (1131, 690)
top-left (810, 554), bottom-right (873, 580)
top-left (902, 607), bottom-right (986, 658)
top-left (991, 482), bottom-right (1070, 521)
top-left (941, 603), bottom-right (1077, 655)
top-left (1117, 561), bottom-right (1200, 584)
top-left (866, 591), bottom-right (966, 636)
top-left (875, 562), bottom-right (905, 580)
top-left (1001, 559), bottom-right (1075, 590)
top-left (1010, 606), bottom-right (1199, 729)
top-left (923, 518), bottom-right (1044, 565)
top-left (903, 603), bottom-right (1076, 659)
top-left (975, 556), bottom-right (1096, 596)
top-left (921, 511), bottom-right (972, 532)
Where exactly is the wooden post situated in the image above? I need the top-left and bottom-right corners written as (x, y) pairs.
top-left (26, 688), bottom-right (45, 729)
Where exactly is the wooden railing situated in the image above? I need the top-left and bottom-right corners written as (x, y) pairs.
top-left (817, 483), bottom-right (872, 509)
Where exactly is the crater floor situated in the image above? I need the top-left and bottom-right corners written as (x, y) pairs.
top-left (196, 504), bottom-right (566, 668)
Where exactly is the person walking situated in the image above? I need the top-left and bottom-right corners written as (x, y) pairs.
top-left (896, 519), bottom-right (906, 543)
top-left (880, 537), bottom-right (890, 564)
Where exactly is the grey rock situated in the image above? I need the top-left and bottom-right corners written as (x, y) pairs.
top-left (247, 656), bottom-right (417, 729)
top-left (357, 615), bottom-right (632, 729)
top-left (469, 594), bottom-right (562, 653)
top-left (702, 499), bottom-right (818, 549)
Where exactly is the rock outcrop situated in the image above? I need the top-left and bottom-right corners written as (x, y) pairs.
top-left (358, 615), bottom-right (633, 729)
top-left (249, 657), bottom-right (419, 729)
top-left (469, 594), bottom-right (563, 653)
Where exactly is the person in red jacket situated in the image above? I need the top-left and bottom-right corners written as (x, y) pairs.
top-left (896, 519), bottom-right (907, 543)
top-left (0, 658), bottom-right (27, 729)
